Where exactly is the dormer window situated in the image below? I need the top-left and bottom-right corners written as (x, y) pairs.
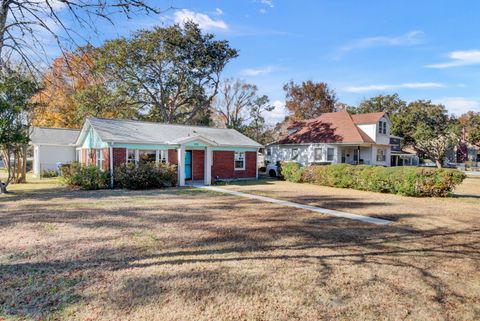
top-left (378, 121), bottom-right (387, 134)
top-left (288, 127), bottom-right (299, 135)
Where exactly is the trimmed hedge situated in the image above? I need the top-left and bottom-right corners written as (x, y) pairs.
top-left (114, 162), bottom-right (177, 190)
top-left (282, 163), bottom-right (466, 197)
top-left (60, 162), bottom-right (109, 190)
top-left (280, 162), bottom-right (303, 183)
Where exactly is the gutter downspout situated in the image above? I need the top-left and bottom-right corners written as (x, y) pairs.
top-left (109, 145), bottom-right (114, 188)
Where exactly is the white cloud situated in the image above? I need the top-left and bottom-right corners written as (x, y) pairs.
top-left (174, 9), bottom-right (228, 31)
top-left (260, 0), bottom-right (274, 8)
top-left (435, 97), bottom-right (480, 115)
top-left (344, 82), bottom-right (446, 93)
top-left (265, 100), bottom-right (288, 125)
top-left (337, 30), bottom-right (425, 57)
top-left (213, 8), bottom-right (223, 15)
top-left (259, 8), bottom-right (267, 14)
top-left (426, 50), bottom-right (480, 68)
top-left (240, 66), bottom-right (278, 76)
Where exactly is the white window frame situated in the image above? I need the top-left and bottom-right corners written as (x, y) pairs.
top-left (291, 148), bottom-right (299, 160)
top-left (266, 147), bottom-right (271, 156)
top-left (327, 148), bottom-right (335, 162)
top-left (376, 149), bottom-right (386, 162)
top-left (234, 151), bottom-right (246, 170)
top-left (127, 149), bottom-right (138, 164)
top-left (96, 149), bottom-right (104, 168)
top-left (314, 148), bottom-right (322, 161)
top-left (157, 150), bottom-right (168, 163)
top-left (138, 149), bottom-right (157, 164)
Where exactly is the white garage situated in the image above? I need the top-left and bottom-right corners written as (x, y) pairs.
top-left (30, 127), bottom-right (80, 177)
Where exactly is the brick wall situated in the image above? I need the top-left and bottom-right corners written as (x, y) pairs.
top-left (212, 151), bottom-right (256, 179)
top-left (168, 149), bottom-right (178, 165)
top-left (102, 148), bottom-right (110, 171)
top-left (82, 149), bottom-right (87, 165)
top-left (112, 148), bottom-right (126, 170)
top-left (89, 149), bottom-right (95, 166)
top-left (192, 150), bottom-right (205, 180)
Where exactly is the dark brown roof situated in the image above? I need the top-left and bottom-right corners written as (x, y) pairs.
top-left (276, 111), bottom-right (376, 145)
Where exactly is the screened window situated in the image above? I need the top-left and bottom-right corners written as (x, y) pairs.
top-left (266, 148), bottom-right (271, 156)
top-left (327, 148), bottom-right (335, 161)
top-left (139, 150), bottom-right (156, 164)
top-left (234, 152), bottom-right (245, 170)
top-left (376, 149), bottom-right (386, 162)
top-left (291, 148), bottom-right (299, 160)
top-left (127, 149), bottom-right (137, 164)
top-left (95, 149), bottom-right (104, 168)
top-left (378, 121), bottom-right (387, 134)
top-left (158, 150), bottom-right (167, 163)
top-left (314, 148), bottom-right (322, 161)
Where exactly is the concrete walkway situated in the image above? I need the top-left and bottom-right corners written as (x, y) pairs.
top-left (196, 185), bottom-right (392, 226)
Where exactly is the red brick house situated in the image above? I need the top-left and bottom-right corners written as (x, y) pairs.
top-left (75, 118), bottom-right (261, 186)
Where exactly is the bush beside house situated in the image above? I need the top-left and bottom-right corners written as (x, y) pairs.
top-left (282, 162), bottom-right (466, 197)
top-left (61, 162), bottom-right (177, 190)
top-left (114, 163), bottom-right (177, 190)
top-left (61, 162), bottom-right (109, 190)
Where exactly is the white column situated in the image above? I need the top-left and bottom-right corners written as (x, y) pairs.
top-left (177, 145), bottom-right (185, 186)
top-left (109, 146), bottom-right (114, 188)
top-left (256, 148), bottom-right (259, 180)
top-left (204, 147), bottom-right (213, 185)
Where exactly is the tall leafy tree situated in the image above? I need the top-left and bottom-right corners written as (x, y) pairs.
top-left (212, 78), bottom-right (273, 143)
top-left (0, 0), bottom-right (160, 71)
top-left (394, 100), bottom-right (459, 167)
top-left (283, 80), bottom-right (337, 120)
top-left (353, 94), bottom-right (407, 115)
top-left (95, 22), bottom-right (238, 124)
top-left (460, 112), bottom-right (480, 147)
top-left (413, 122), bottom-right (460, 168)
top-left (0, 68), bottom-right (38, 191)
top-left (395, 100), bottom-right (452, 146)
top-left (31, 47), bottom-right (136, 128)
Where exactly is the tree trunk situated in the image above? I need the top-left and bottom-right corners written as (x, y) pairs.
top-left (18, 144), bottom-right (27, 183)
top-left (0, 1), bottom-right (9, 63)
top-left (435, 159), bottom-right (443, 168)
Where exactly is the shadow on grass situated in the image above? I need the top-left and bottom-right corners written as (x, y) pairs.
top-left (1, 184), bottom-right (479, 319)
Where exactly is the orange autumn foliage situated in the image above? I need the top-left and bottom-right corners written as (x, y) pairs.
top-left (31, 49), bottom-right (96, 129)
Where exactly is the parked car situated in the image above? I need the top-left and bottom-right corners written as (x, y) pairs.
top-left (266, 161), bottom-right (281, 177)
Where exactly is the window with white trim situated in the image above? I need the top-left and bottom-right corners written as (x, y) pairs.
top-left (234, 152), bottom-right (245, 170)
top-left (139, 150), bottom-right (156, 164)
top-left (159, 150), bottom-right (167, 163)
top-left (378, 121), bottom-right (387, 134)
top-left (314, 148), bottom-right (322, 161)
top-left (95, 149), bottom-right (104, 168)
top-left (376, 149), bottom-right (386, 162)
top-left (266, 147), bottom-right (271, 156)
top-left (127, 149), bottom-right (137, 164)
top-left (327, 148), bottom-right (335, 161)
top-left (291, 148), bottom-right (299, 160)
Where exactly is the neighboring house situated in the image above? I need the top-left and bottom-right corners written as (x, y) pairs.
top-left (265, 111), bottom-right (395, 167)
top-left (390, 136), bottom-right (419, 166)
top-left (30, 127), bottom-right (80, 176)
top-left (75, 117), bottom-right (262, 186)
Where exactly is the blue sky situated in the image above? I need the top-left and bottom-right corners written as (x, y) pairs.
top-left (42, 0), bottom-right (480, 124)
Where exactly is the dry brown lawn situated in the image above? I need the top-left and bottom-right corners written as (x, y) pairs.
top-left (0, 176), bottom-right (479, 320)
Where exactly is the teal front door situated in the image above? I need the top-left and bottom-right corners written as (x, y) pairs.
top-left (185, 150), bottom-right (192, 180)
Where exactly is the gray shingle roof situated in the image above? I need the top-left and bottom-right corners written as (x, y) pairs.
top-left (30, 127), bottom-right (80, 146)
top-left (87, 118), bottom-right (262, 148)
